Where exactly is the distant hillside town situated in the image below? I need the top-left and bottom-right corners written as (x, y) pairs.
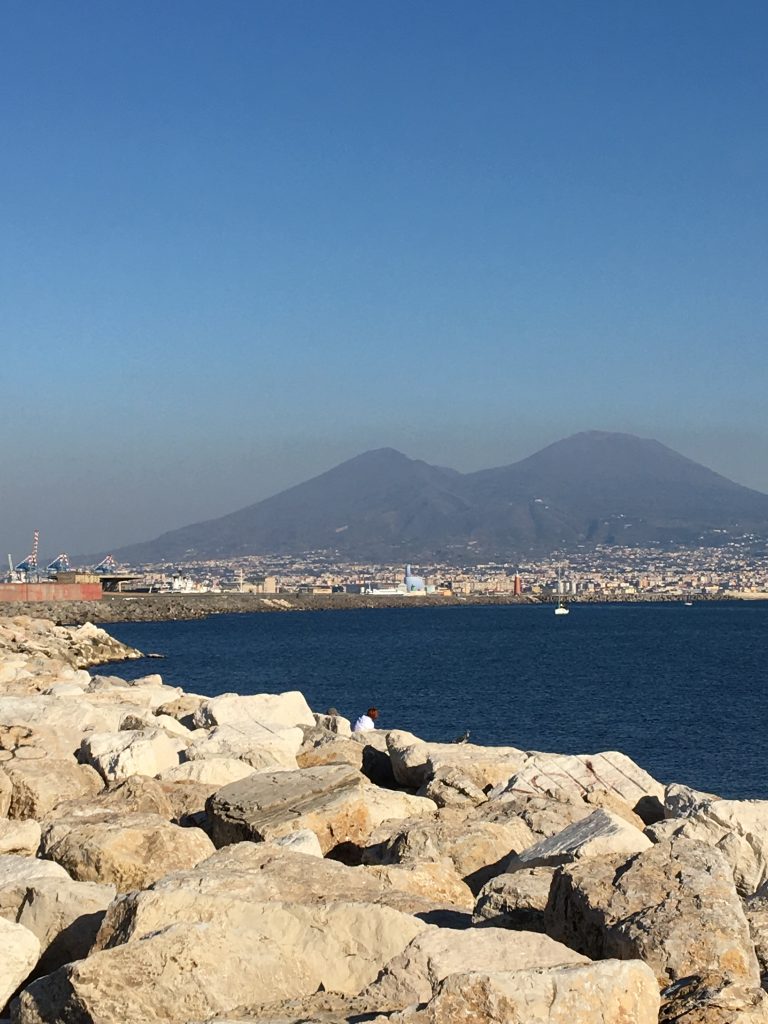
top-left (178, 540), bottom-right (768, 600)
top-left (43, 541), bottom-right (768, 602)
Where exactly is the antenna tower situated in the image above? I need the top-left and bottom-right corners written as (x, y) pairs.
top-left (15, 530), bottom-right (40, 573)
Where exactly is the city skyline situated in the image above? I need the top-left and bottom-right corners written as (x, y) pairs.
top-left (2, 2), bottom-right (768, 556)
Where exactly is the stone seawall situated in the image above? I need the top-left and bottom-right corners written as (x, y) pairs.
top-left (0, 590), bottom-right (706, 625)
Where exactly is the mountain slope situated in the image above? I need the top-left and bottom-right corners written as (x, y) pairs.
top-left (110, 448), bottom-right (473, 563)
top-left (462, 431), bottom-right (768, 548)
top-left (106, 433), bottom-right (768, 564)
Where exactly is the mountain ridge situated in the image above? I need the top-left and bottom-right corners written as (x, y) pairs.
top-left (96, 432), bottom-right (768, 564)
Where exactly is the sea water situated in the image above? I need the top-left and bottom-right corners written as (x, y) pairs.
top-left (106, 601), bottom-right (768, 799)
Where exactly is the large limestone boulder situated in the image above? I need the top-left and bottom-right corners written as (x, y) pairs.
top-left (185, 722), bottom-right (301, 770)
top-left (363, 861), bottom-right (474, 912)
top-left (4, 760), bottom-right (103, 819)
top-left (16, 877), bottom-right (115, 976)
top-left (157, 758), bottom-right (256, 787)
top-left (193, 691), bottom-right (315, 731)
top-left (271, 829), bottom-right (323, 857)
top-left (0, 721), bottom-right (76, 763)
top-left (94, 842), bottom-right (471, 951)
top-left (207, 764), bottom-right (373, 854)
top-left (418, 765), bottom-right (488, 808)
top-left (0, 855), bottom-right (71, 921)
top-left (390, 960), bottom-right (660, 1024)
top-left (362, 927), bottom-right (589, 1008)
top-left (0, 662), bottom-right (76, 699)
top-left (582, 788), bottom-right (647, 829)
top-left (80, 729), bottom-right (185, 783)
top-left (313, 712), bottom-right (352, 735)
top-left (364, 787), bottom-right (437, 830)
top-left (505, 808), bottom-right (651, 872)
top-left (647, 813), bottom-right (768, 900)
top-left (120, 710), bottom-right (197, 742)
top-left (497, 750), bottom-right (665, 824)
top-left (158, 779), bottom-right (222, 827)
top-left (652, 985), bottom-right (768, 1023)
top-left (366, 812), bottom-right (536, 893)
top-left (39, 812), bottom-right (215, 891)
top-left (474, 868), bottom-right (556, 931)
top-left (16, 900), bottom-right (427, 1024)
top-left (0, 696), bottom-right (120, 755)
top-left (84, 686), bottom-right (185, 721)
top-left (87, 672), bottom-right (159, 689)
top-left (664, 782), bottom-right (721, 818)
top-left (161, 716), bottom-right (206, 742)
top-left (43, 681), bottom-right (85, 697)
top-left (0, 818), bottom-right (41, 855)
top-left (155, 692), bottom-right (205, 725)
top-left (476, 791), bottom-right (597, 840)
top-left (386, 731), bottom-right (526, 791)
top-left (546, 836), bottom-right (764, 1018)
top-left (297, 728), bottom-right (364, 771)
top-left (53, 774), bottom-right (216, 831)
top-left (0, 917), bottom-right (40, 1010)
top-left (50, 775), bottom-right (176, 821)
top-left (386, 731), bottom-right (434, 788)
top-left (661, 784), bottom-right (768, 895)
top-left (427, 744), bottom-right (527, 791)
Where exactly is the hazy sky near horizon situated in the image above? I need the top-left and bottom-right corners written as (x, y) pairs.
top-left (2, 1), bottom-right (768, 558)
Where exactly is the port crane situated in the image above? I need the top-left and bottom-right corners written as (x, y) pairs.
top-left (46, 553), bottom-right (70, 573)
top-left (6, 530), bottom-right (41, 581)
top-left (93, 555), bottom-right (117, 574)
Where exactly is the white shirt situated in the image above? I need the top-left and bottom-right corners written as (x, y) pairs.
top-left (353, 714), bottom-right (376, 733)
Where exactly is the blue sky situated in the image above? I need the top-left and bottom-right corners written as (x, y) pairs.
top-left (2, 1), bottom-right (767, 557)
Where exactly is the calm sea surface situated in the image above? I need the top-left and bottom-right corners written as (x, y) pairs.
top-left (105, 602), bottom-right (768, 800)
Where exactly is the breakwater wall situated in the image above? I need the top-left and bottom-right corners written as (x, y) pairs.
top-left (0, 590), bottom-right (718, 625)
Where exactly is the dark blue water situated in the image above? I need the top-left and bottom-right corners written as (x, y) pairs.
top-left (105, 602), bottom-right (768, 800)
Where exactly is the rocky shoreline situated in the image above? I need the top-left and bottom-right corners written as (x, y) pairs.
top-left (1, 614), bottom-right (767, 1022)
top-left (0, 590), bottom-right (716, 625)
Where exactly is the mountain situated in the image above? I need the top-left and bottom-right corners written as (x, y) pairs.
top-left (105, 432), bottom-right (768, 564)
top-left (463, 431), bottom-right (768, 551)
top-left (108, 448), bottom-right (470, 564)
